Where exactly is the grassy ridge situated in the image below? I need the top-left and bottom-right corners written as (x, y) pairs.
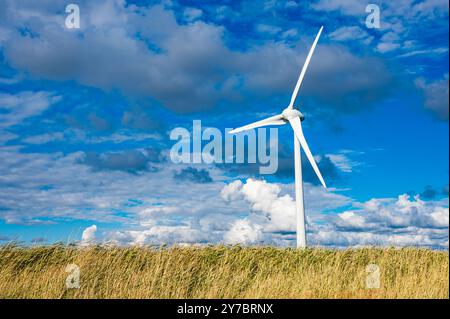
top-left (0, 245), bottom-right (448, 299)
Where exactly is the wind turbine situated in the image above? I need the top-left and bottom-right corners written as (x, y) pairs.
top-left (229, 26), bottom-right (326, 248)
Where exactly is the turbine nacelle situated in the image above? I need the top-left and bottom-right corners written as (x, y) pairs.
top-left (282, 108), bottom-right (304, 122)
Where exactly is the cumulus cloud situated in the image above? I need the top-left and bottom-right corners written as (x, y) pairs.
top-left (338, 194), bottom-right (448, 228)
top-left (81, 224), bottom-right (97, 246)
top-left (221, 179), bottom-right (448, 248)
top-left (331, 194), bottom-right (449, 242)
top-left (93, 176), bottom-right (351, 246)
top-left (0, 145), bottom-right (241, 241)
top-left (223, 178), bottom-right (296, 232)
top-left (113, 225), bottom-right (208, 246)
top-left (221, 178), bottom-right (350, 235)
top-left (220, 180), bottom-right (243, 201)
top-left (224, 219), bottom-right (262, 245)
top-left (0, 143), bottom-right (447, 249)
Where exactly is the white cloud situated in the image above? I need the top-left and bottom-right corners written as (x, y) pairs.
top-left (333, 194), bottom-right (449, 232)
top-left (398, 47), bottom-right (448, 58)
top-left (314, 0), bottom-right (448, 62)
top-left (411, 0), bottom-right (449, 17)
top-left (22, 132), bottom-right (65, 145)
top-left (222, 178), bottom-right (351, 236)
top-left (311, 230), bottom-right (440, 248)
top-left (313, 0), bottom-right (448, 19)
top-left (430, 207), bottom-right (449, 228)
top-left (183, 7), bottom-right (203, 21)
top-left (0, 145), bottom-right (447, 249)
top-left (377, 42), bottom-right (401, 53)
top-left (311, 0), bottom-right (364, 15)
top-left (281, 29), bottom-right (298, 39)
top-left (221, 180), bottom-right (244, 201)
top-left (115, 225), bottom-right (206, 246)
top-left (329, 26), bottom-right (372, 44)
top-left (335, 211), bottom-right (366, 229)
top-left (0, 131), bottom-right (18, 144)
top-left (21, 129), bottom-right (161, 145)
top-left (256, 24), bottom-right (282, 35)
top-left (285, 1), bottom-right (298, 9)
top-left (0, 91), bottom-right (60, 128)
top-left (81, 225), bottom-right (97, 246)
top-left (241, 179), bottom-right (296, 232)
top-left (221, 179), bottom-right (448, 248)
top-left (375, 32), bottom-right (402, 53)
top-left (224, 219), bottom-right (262, 245)
top-left (324, 150), bottom-right (363, 173)
top-left (0, 76), bottom-right (19, 84)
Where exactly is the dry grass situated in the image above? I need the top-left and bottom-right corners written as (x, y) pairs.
top-left (0, 244), bottom-right (447, 299)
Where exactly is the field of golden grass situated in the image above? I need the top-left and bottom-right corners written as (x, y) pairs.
top-left (0, 245), bottom-right (447, 299)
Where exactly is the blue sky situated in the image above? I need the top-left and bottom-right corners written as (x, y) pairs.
top-left (0, 0), bottom-right (448, 248)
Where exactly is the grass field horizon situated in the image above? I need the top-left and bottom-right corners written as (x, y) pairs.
top-left (0, 244), bottom-right (448, 299)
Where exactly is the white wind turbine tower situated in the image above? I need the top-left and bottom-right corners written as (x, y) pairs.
top-left (229, 26), bottom-right (326, 248)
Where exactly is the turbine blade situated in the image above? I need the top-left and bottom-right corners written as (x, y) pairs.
top-left (288, 26), bottom-right (323, 109)
top-left (289, 117), bottom-right (327, 188)
top-left (229, 114), bottom-right (285, 134)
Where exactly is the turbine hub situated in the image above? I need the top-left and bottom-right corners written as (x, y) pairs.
top-left (282, 108), bottom-right (304, 121)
